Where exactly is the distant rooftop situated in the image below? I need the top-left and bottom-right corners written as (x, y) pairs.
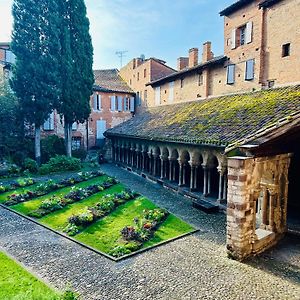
top-left (93, 69), bottom-right (134, 94)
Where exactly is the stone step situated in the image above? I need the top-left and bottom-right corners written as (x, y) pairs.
top-left (192, 199), bottom-right (219, 214)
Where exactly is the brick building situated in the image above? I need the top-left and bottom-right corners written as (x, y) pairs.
top-left (119, 56), bottom-right (176, 109)
top-left (43, 69), bottom-right (135, 150)
top-left (143, 0), bottom-right (300, 106)
top-left (105, 0), bottom-right (300, 260)
top-left (0, 42), bottom-right (14, 78)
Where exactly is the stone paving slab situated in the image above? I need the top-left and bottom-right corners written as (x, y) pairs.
top-left (0, 163), bottom-right (299, 300)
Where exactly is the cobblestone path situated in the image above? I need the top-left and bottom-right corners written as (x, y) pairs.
top-left (0, 163), bottom-right (299, 300)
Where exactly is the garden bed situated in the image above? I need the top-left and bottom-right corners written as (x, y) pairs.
top-left (1, 172), bottom-right (196, 260)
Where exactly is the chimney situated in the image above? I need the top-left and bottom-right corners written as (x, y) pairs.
top-left (202, 41), bottom-right (214, 63)
top-left (189, 48), bottom-right (198, 68)
top-left (177, 57), bottom-right (189, 71)
top-left (135, 57), bottom-right (143, 67)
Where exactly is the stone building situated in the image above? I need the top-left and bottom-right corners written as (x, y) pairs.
top-left (0, 42), bottom-right (14, 78)
top-left (119, 57), bottom-right (176, 109)
top-left (105, 0), bottom-right (300, 260)
top-left (43, 69), bottom-right (135, 150)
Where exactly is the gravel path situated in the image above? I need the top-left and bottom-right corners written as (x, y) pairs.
top-left (0, 163), bottom-right (299, 300)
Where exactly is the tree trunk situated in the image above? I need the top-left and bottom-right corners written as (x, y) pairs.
top-left (65, 122), bottom-right (72, 157)
top-left (35, 125), bottom-right (41, 166)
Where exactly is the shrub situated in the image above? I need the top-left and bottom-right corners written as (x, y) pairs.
top-left (72, 148), bottom-right (87, 161)
top-left (39, 155), bottom-right (81, 174)
top-left (63, 223), bottom-right (79, 236)
top-left (8, 165), bottom-right (21, 175)
top-left (40, 197), bottom-right (63, 211)
top-left (0, 185), bottom-right (6, 193)
top-left (41, 135), bottom-right (65, 163)
top-left (108, 245), bottom-right (131, 258)
top-left (61, 290), bottom-right (80, 300)
top-left (24, 158), bottom-right (38, 173)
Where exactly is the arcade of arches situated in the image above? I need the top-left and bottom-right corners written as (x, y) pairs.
top-left (110, 138), bottom-right (228, 203)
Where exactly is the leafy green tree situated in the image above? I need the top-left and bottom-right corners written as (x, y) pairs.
top-left (11, 0), bottom-right (61, 165)
top-left (0, 80), bottom-right (23, 160)
top-left (58, 0), bottom-right (94, 157)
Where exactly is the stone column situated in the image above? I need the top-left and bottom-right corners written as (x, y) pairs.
top-left (172, 161), bottom-right (176, 181)
top-left (217, 167), bottom-right (225, 202)
top-left (111, 146), bottom-right (116, 162)
top-left (147, 152), bottom-right (152, 174)
top-left (193, 165), bottom-right (199, 190)
top-left (153, 154), bottom-right (158, 176)
top-left (160, 157), bottom-right (164, 179)
top-left (182, 163), bottom-right (186, 185)
top-left (207, 169), bottom-right (211, 195)
top-left (261, 189), bottom-right (268, 228)
top-left (190, 164), bottom-right (195, 191)
top-left (126, 148), bottom-right (130, 165)
top-left (178, 160), bottom-right (183, 186)
top-left (203, 166), bottom-right (208, 196)
top-left (169, 158), bottom-right (173, 181)
top-left (142, 152), bottom-right (146, 171)
top-left (268, 191), bottom-right (275, 231)
top-left (136, 150), bottom-right (140, 169)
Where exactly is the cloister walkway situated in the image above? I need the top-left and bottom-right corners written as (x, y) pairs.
top-left (0, 164), bottom-right (299, 300)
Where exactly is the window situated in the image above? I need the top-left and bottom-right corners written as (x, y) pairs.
top-left (117, 96), bottom-right (123, 111)
top-left (72, 122), bottom-right (77, 131)
top-left (124, 97), bottom-right (130, 111)
top-left (282, 43), bottom-right (290, 57)
top-left (245, 59), bottom-right (255, 81)
top-left (129, 79), bottom-right (132, 85)
top-left (239, 25), bottom-right (246, 46)
top-left (155, 87), bottom-right (161, 105)
top-left (93, 93), bottom-right (101, 111)
top-left (144, 68), bottom-right (147, 78)
top-left (110, 95), bottom-right (116, 111)
top-left (144, 90), bottom-right (147, 103)
top-left (130, 97), bottom-right (135, 112)
top-left (198, 73), bottom-right (203, 86)
top-left (72, 137), bottom-right (81, 150)
top-left (227, 64), bottom-right (235, 84)
top-left (43, 112), bottom-right (54, 131)
top-left (136, 91), bottom-right (141, 106)
top-left (137, 72), bottom-right (140, 81)
top-left (180, 78), bottom-right (184, 88)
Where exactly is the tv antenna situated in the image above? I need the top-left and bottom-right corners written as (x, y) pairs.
top-left (115, 50), bottom-right (128, 68)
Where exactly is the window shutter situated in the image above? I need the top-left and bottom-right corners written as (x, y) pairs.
top-left (168, 82), bottom-right (174, 104)
top-left (118, 96), bottom-right (123, 111)
top-left (93, 94), bottom-right (97, 110)
top-left (110, 96), bottom-right (116, 111)
top-left (98, 94), bottom-right (102, 110)
top-left (245, 59), bottom-right (255, 80)
top-left (155, 87), bottom-right (161, 105)
top-left (246, 22), bottom-right (253, 44)
top-left (227, 65), bottom-right (235, 84)
top-left (130, 97), bottom-right (135, 112)
top-left (231, 28), bottom-right (236, 49)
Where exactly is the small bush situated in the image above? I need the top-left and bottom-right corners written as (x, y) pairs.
top-left (108, 245), bottom-right (131, 258)
top-left (24, 158), bottom-right (38, 173)
top-left (41, 135), bottom-right (65, 163)
top-left (61, 290), bottom-right (80, 300)
top-left (72, 148), bottom-right (87, 161)
top-left (39, 155), bottom-right (81, 175)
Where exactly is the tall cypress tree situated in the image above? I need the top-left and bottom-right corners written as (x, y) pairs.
top-left (11, 0), bottom-right (61, 165)
top-left (58, 0), bottom-right (94, 157)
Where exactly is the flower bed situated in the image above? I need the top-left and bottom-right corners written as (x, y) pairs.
top-left (63, 189), bottom-right (139, 236)
top-left (28, 178), bottom-right (119, 218)
top-left (0, 178), bottom-right (35, 194)
top-left (109, 208), bottom-right (169, 257)
top-left (3, 170), bottom-right (104, 206)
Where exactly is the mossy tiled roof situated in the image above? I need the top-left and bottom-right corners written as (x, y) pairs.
top-left (106, 85), bottom-right (300, 148)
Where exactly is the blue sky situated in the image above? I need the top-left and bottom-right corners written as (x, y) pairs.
top-left (0, 0), bottom-right (234, 69)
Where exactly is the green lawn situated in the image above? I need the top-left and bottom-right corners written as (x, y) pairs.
top-left (75, 197), bottom-right (194, 254)
top-left (11, 176), bottom-right (108, 216)
top-left (0, 252), bottom-right (60, 300)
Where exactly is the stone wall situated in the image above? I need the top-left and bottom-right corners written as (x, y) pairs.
top-left (226, 154), bottom-right (291, 260)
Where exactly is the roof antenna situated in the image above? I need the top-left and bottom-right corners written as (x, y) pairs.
top-left (115, 50), bottom-right (128, 68)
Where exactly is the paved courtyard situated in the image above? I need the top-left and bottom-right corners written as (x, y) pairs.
top-left (0, 163), bottom-right (299, 300)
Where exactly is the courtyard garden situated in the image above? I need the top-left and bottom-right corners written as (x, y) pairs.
top-left (0, 170), bottom-right (195, 259)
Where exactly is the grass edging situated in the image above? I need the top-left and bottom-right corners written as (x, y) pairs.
top-left (0, 203), bottom-right (199, 262)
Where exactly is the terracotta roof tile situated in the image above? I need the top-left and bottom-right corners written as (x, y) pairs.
top-left (93, 69), bottom-right (134, 94)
